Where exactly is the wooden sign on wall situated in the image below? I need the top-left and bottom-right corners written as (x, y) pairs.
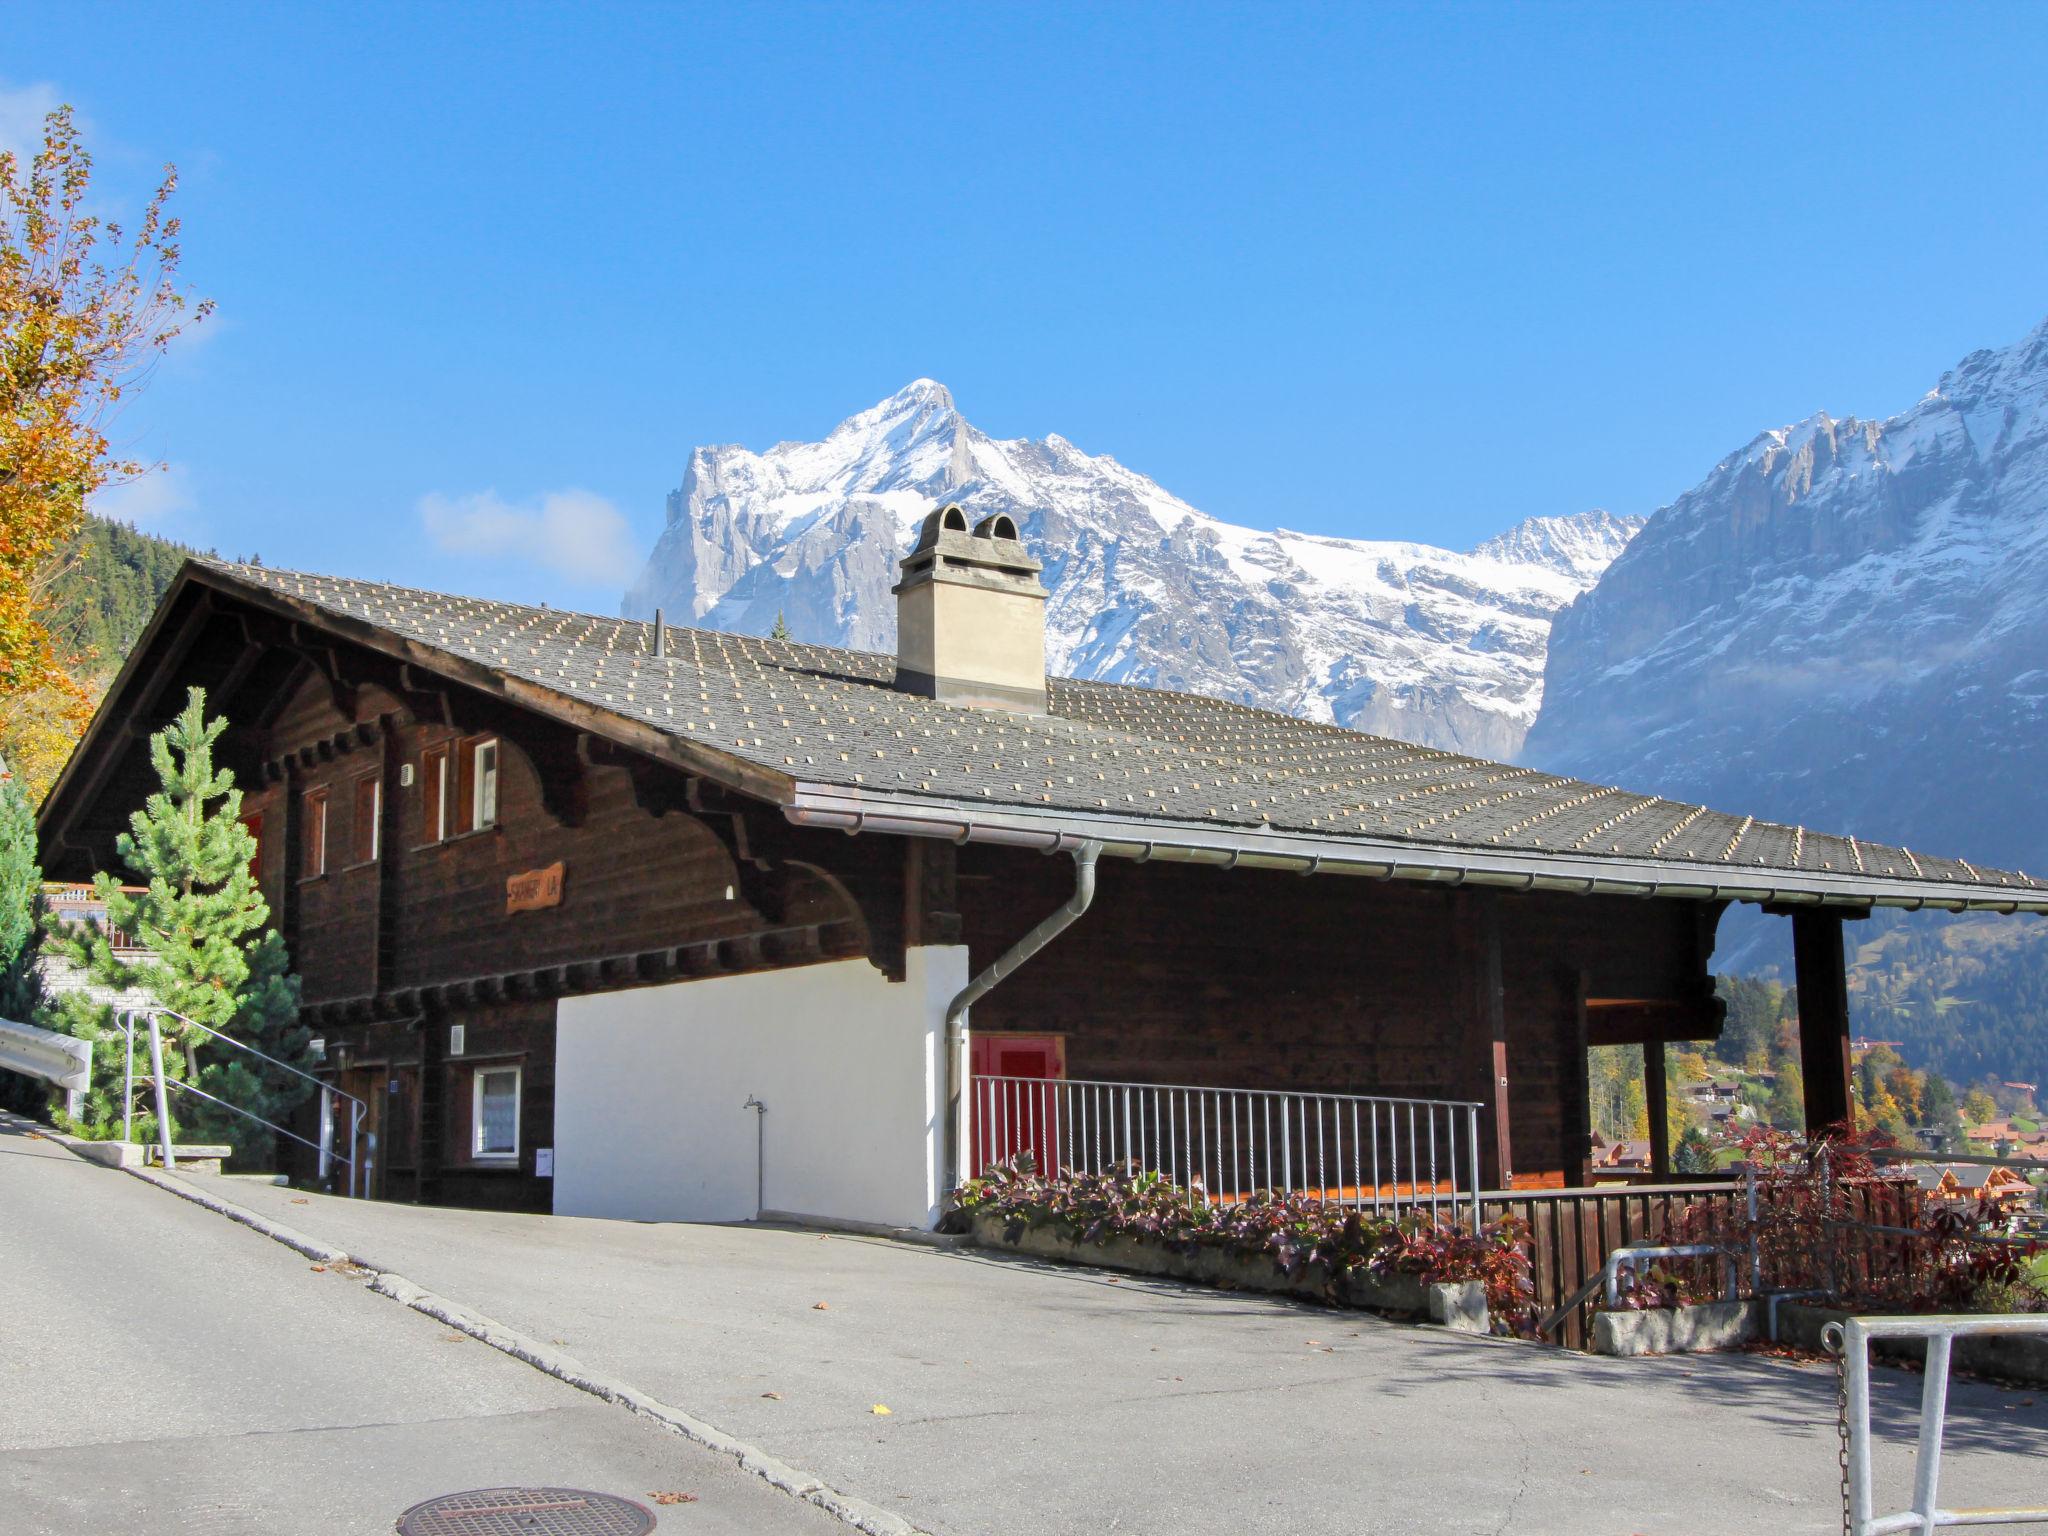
top-left (506, 861), bottom-right (566, 913)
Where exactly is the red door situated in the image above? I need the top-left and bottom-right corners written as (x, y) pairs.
top-left (970, 1034), bottom-right (1065, 1177)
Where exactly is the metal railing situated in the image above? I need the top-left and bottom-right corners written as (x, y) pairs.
top-left (118, 1006), bottom-right (367, 1197)
top-left (43, 883), bottom-right (150, 952)
top-left (1825, 1314), bottom-right (2048, 1536)
top-left (972, 1073), bottom-right (1483, 1228)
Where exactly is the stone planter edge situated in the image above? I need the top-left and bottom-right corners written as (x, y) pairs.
top-left (968, 1212), bottom-right (1490, 1333)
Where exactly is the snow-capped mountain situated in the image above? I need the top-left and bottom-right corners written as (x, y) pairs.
top-left (624, 381), bottom-right (1641, 758)
top-left (1528, 314), bottom-right (2048, 877)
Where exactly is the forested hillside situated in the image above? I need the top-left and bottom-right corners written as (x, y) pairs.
top-left (1849, 914), bottom-right (2048, 1090)
top-left (50, 517), bottom-right (195, 677)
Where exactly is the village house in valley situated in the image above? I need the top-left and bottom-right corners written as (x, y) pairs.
top-left (36, 508), bottom-right (2048, 1230)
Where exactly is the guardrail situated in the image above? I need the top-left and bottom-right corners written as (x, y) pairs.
top-left (1824, 1313), bottom-right (2048, 1535)
top-left (971, 1073), bottom-right (1484, 1228)
top-left (118, 1007), bottom-right (367, 1197)
top-left (0, 1016), bottom-right (93, 1116)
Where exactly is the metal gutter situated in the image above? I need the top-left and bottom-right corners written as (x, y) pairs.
top-left (940, 841), bottom-right (1101, 1193)
top-left (782, 784), bottom-right (2048, 917)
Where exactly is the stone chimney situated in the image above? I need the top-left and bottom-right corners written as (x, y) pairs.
top-left (893, 504), bottom-right (1048, 714)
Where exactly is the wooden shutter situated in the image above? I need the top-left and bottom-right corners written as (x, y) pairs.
top-left (421, 746), bottom-right (449, 842)
top-left (301, 789), bottom-right (328, 878)
top-left (453, 738), bottom-right (477, 836)
top-left (240, 811), bottom-right (264, 884)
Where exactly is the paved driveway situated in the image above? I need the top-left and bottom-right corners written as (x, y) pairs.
top-left (0, 1119), bottom-right (839, 1536)
top-left (175, 1172), bottom-right (2048, 1535)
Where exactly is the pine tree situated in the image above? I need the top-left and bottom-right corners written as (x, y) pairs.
top-left (46, 687), bottom-right (307, 1160)
top-left (0, 767), bottom-right (51, 1114)
top-left (770, 610), bottom-right (792, 642)
top-left (1673, 1124), bottom-right (1715, 1175)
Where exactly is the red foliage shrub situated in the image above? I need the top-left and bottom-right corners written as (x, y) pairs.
top-left (953, 1158), bottom-right (1534, 1325)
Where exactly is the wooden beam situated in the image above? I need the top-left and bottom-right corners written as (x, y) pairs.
top-left (1644, 1039), bottom-right (1671, 1181)
top-left (1459, 890), bottom-right (1513, 1189)
top-left (1566, 969), bottom-right (1593, 1187)
top-left (1793, 909), bottom-right (1855, 1135)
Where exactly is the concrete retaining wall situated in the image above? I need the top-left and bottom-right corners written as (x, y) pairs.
top-left (1776, 1303), bottom-right (2048, 1387)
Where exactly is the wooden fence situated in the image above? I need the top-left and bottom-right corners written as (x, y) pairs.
top-left (1483, 1177), bottom-right (1927, 1350)
top-left (1480, 1182), bottom-right (1741, 1349)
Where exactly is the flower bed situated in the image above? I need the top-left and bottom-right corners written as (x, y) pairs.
top-left (951, 1161), bottom-right (1532, 1331)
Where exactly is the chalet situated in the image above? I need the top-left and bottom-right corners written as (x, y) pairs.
top-left (36, 508), bottom-right (2048, 1230)
top-left (1906, 1163), bottom-right (2037, 1216)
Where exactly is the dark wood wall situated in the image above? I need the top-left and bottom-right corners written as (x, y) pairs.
top-left (233, 665), bottom-right (883, 1211)
top-left (954, 848), bottom-right (1723, 1188)
top-left (42, 580), bottom-right (1727, 1210)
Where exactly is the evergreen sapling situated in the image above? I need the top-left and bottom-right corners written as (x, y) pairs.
top-left (47, 687), bottom-right (307, 1160)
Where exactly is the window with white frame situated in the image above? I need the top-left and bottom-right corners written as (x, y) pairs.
top-left (472, 738), bottom-right (499, 830)
top-left (472, 1064), bottom-right (520, 1161)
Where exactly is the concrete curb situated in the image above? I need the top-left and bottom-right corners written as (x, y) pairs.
top-left (21, 1118), bottom-right (929, 1536)
top-left (368, 1273), bottom-right (924, 1536)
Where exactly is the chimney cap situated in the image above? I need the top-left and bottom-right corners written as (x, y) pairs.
top-left (900, 501), bottom-right (1042, 581)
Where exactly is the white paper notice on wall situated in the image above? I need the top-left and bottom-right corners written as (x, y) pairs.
top-left (535, 1147), bottom-right (554, 1178)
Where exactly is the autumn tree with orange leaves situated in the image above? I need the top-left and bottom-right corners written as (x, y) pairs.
top-left (1, 105), bottom-right (209, 796)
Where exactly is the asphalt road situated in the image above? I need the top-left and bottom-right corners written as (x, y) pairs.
top-left (188, 1171), bottom-right (2048, 1535)
top-left (0, 1118), bottom-right (840, 1536)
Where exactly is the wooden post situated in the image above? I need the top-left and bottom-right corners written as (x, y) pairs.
top-left (1566, 969), bottom-right (1593, 1187)
top-left (1792, 909), bottom-right (1854, 1135)
top-left (1460, 891), bottom-right (1513, 1189)
top-left (1643, 1039), bottom-right (1671, 1181)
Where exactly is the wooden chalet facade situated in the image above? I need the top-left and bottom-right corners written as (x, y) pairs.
top-left (37, 511), bottom-right (2048, 1227)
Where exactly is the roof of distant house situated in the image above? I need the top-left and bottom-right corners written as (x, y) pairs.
top-left (54, 559), bottom-right (2048, 916)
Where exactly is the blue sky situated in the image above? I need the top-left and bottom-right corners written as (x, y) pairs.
top-left (9, 2), bottom-right (2048, 611)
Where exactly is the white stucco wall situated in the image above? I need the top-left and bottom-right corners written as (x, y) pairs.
top-left (553, 947), bottom-right (966, 1230)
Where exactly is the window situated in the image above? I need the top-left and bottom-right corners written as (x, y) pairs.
top-left (300, 788), bottom-right (328, 879)
top-left (421, 746), bottom-right (449, 842)
top-left (473, 739), bottom-right (499, 830)
top-left (351, 775), bottom-right (381, 865)
top-left (472, 1065), bottom-right (520, 1161)
top-left (423, 737), bottom-right (498, 842)
top-left (451, 735), bottom-right (499, 836)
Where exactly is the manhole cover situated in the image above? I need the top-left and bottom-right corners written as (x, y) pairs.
top-left (396, 1487), bottom-right (656, 1535)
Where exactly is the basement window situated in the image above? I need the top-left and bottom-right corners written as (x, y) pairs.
top-left (472, 1065), bottom-right (521, 1162)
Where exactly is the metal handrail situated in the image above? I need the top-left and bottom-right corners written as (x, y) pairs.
top-left (118, 1006), bottom-right (367, 1197)
top-left (160, 1075), bottom-right (335, 1159)
top-left (1825, 1313), bottom-right (2048, 1535)
top-left (144, 1004), bottom-right (363, 1111)
top-left (971, 1072), bottom-right (1484, 1228)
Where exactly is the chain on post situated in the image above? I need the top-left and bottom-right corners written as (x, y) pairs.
top-left (1825, 1322), bottom-right (1852, 1536)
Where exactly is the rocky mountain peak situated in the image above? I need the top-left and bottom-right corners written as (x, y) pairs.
top-left (626, 386), bottom-right (1643, 759)
top-left (1529, 311), bottom-right (2048, 871)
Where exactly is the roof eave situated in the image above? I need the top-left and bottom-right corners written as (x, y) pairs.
top-left (782, 783), bottom-right (2048, 915)
top-left (41, 562), bottom-right (797, 847)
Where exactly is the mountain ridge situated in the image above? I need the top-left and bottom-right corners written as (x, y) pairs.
top-left (624, 382), bottom-right (1642, 759)
top-left (1528, 312), bottom-right (2048, 1086)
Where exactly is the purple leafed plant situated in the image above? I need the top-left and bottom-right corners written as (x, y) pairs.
top-left (952, 1158), bottom-right (1534, 1325)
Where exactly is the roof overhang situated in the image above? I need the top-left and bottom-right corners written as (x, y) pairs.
top-left (783, 783), bottom-right (2048, 915)
top-left (38, 562), bottom-right (795, 852)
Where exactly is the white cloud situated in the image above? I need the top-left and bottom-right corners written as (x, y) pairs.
top-left (419, 487), bottom-right (640, 587)
top-left (0, 81), bottom-right (64, 169)
top-left (90, 463), bottom-right (196, 524)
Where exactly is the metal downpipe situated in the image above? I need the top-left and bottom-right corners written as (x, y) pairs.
top-left (943, 840), bottom-right (1102, 1197)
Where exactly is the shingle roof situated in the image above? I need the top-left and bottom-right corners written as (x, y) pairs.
top-left (201, 560), bottom-right (2048, 912)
